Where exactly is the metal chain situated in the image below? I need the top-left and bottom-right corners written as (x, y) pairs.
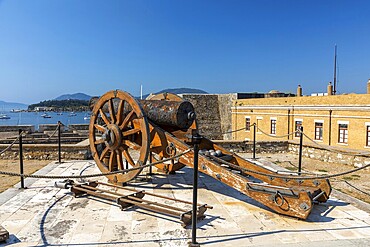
top-left (60, 122), bottom-right (89, 135)
top-left (225, 124), bottom-right (370, 157)
top-left (0, 131), bottom-right (25, 155)
top-left (301, 131), bottom-right (370, 157)
top-left (256, 124), bottom-right (298, 138)
top-left (27, 123), bottom-right (60, 143)
top-left (207, 154), bottom-right (370, 180)
top-left (221, 127), bottom-right (247, 135)
top-left (0, 149), bottom-right (192, 179)
top-left (220, 124), bottom-right (298, 138)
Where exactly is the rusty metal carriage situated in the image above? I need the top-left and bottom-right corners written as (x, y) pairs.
top-left (85, 89), bottom-right (331, 220)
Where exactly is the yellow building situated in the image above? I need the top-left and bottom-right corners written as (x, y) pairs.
top-left (232, 83), bottom-right (370, 151)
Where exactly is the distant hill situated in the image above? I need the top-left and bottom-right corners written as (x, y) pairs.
top-left (0, 100), bottom-right (28, 112)
top-left (55, 93), bottom-right (92, 101)
top-left (28, 99), bottom-right (89, 111)
top-left (141, 88), bottom-right (208, 99)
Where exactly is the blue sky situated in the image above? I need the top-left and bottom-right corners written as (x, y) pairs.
top-left (1, 0), bottom-right (370, 104)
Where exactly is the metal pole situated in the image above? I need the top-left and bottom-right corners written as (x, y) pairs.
top-left (19, 129), bottom-right (25, 189)
top-left (253, 123), bottom-right (256, 159)
top-left (190, 140), bottom-right (200, 247)
top-left (333, 44), bottom-right (337, 95)
top-left (149, 152), bottom-right (153, 175)
top-left (58, 121), bottom-right (62, 163)
top-left (189, 131), bottom-right (202, 247)
top-left (298, 126), bottom-right (303, 175)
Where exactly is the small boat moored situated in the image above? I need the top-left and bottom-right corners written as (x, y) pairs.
top-left (0, 114), bottom-right (10, 119)
top-left (41, 113), bottom-right (52, 118)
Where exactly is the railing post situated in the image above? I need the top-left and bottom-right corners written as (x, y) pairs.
top-left (298, 126), bottom-right (303, 175)
top-left (149, 152), bottom-right (153, 175)
top-left (58, 121), bottom-right (62, 163)
top-left (19, 129), bottom-right (25, 189)
top-left (253, 123), bottom-right (256, 159)
top-left (189, 132), bottom-right (202, 247)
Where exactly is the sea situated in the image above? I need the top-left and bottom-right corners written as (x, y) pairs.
top-left (0, 111), bottom-right (91, 129)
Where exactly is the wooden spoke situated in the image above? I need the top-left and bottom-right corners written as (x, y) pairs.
top-left (94, 124), bottom-right (106, 133)
top-left (116, 100), bottom-right (124, 125)
top-left (116, 150), bottom-right (124, 170)
top-left (99, 146), bottom-right (110, 161)
top-left (122, 128), bottom-right (141, 137)
top-left (119, 110), bottom-right (135, 129)
top-left (122, 148), bottom-right (135, 167)
top-left (94, 138), bottom-right (105, 145)
top-left (122, 139), bottom-right (141, 150)
top-left (99, 109), bottom-right (111, 125)
top-left (89, 90), bottom-right (149, 183)
top-left (109, 151), bottom-right (115, 171)
top-left (108, 99), bottom-right (116, 123)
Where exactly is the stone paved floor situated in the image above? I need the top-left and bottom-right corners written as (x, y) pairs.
top-left (0, 160), bottom-right (370, 247)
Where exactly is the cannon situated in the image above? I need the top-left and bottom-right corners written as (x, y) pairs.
top-left (89, 89), bottom-right (332, 220)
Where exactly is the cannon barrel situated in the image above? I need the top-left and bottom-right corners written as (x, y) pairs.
top-left (89, 97), bottom-right (195, 129)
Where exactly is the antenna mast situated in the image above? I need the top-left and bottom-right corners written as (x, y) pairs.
top-left (333, 44), bottom-right (337, 95)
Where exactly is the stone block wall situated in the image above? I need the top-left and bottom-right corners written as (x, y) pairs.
top-left (218, 94), bottom-right (237, 140)
top-left (288, 142), bottom-right (370, 168)
top-left (216, 140), bottom-right (370, 168)
top-left (182, 93), bottom-right (236, 140)
top-left (182, 94), bottom-right (222, 140)
top-left (69, 124), bottom-right (89, 134)
top-left (215, 140), bottom-right (288, 153)
top-left (0, 125), bottom-right (35, 139)
top-left (0, 144), bottom-right (88, 160)
top-left (0, 125), bottom-right (35, 133)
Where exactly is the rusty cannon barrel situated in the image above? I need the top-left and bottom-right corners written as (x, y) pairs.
top-left (89, 97), bottom-right (196, 129)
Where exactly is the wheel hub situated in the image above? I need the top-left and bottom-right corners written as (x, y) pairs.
top-left (103, 124), bottom-right (122, 150)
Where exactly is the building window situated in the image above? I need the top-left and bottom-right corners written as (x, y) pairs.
top-left (245, 117), bottom-right (251, 131)
top-left (295, 120), bottom-right (302, 137)
top-left (315, 122), bottom-right (323, 140)
top-left (367, 126), bottom-right (370, 146)
top-left (338, 124), bottom-right (348, 143)
top-left (270, 119), bottom-right (276, 135)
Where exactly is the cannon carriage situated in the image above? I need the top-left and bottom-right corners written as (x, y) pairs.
top-left (88, 89), bottom-right (332, 220)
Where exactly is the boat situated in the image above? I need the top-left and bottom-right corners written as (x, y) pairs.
top-left (0, 114), bottom-right (10, 119)
top-left (83, 112), bottom-right (91, 120)
top-left (11, 109), bottom-right (22, 113)
top-left (41, 113), bottom-right (52, 118)
top-left (69, 112), bottom-right (77, 116)
top-left (57, 112), bottom-right (63, 115)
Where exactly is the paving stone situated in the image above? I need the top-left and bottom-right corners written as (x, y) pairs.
top-left (1, 160), bottom-right (370, 246)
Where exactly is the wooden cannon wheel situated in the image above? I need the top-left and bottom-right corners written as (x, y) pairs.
top-left (89, 90), bottom-right (150, 183)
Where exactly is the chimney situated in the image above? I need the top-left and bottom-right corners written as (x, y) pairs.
top-left (327, 82), bottom-right (333, 95)
top-left (367, 79), bottom-right (370, 94)
top-left (297, 85), bottom-right (302, 97)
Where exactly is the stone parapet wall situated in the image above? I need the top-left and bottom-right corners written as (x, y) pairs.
top-left (0, 125), bottom-right (35, 139)
top-left (0, 125), bottom-right (35, 133)
top-left (215, 140), bottom-right (370, 168)
top-left (39, 124), bottom-right (64, 132)
top-left (68, 124), bottom-right (89, 134)
top-left (214, 140), bottom-right (288, 153)
top-left (0, 144), bottom-right (89, 160)
top-left (69, 124), bottom-right (89, 130)
top-left (288, 142), bottom-right (370, 168)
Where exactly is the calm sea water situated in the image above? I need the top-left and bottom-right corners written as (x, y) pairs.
top-left (0, 111), bottom-right (91, 129)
